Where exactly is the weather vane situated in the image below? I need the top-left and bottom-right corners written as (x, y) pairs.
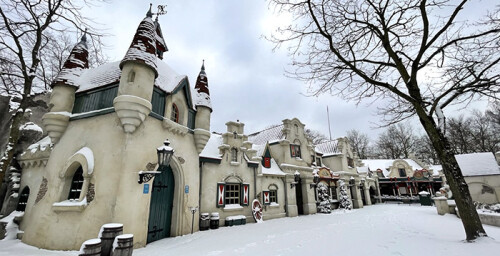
top-left (155, 4), bottom-right (167, 16)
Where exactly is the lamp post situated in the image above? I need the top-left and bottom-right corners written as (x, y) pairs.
top-left (290, 171), bottom-right (300, 189)
top-left (138, 139), bottom-right (175, 184)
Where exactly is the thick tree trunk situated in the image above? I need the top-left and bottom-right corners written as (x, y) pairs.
top-left (415, 107), bottom-right (486, 241)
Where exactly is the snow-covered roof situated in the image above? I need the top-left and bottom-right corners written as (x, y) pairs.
top-left (361, 159), bottom-right (424, 177)
top-left (120, 16), bottom-right (158, 77)
top-left (357, 166), bottom-right (370, 174)
top-left (315, 140), bottom-right (340, 156)
top-left (252, 144), bottom-right (267, 157)
top-left (75, 60), bottom-right (186, 94)
top-left (455, 152), bottom-right (500, 176)
top-left (248, 124), bottom-right (285, 145)
top-left (193, 62), bottom-right (212, 110)
top-left (25, 136), bottom-right (52, 154)
top-left (51, 34), bottom-right (88, 88)
top-left (262, 158), bottom-right (286, 176)
top-left (199, 133), bottom-right (223, 159)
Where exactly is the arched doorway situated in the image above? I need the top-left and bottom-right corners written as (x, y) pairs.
top-left (295, 177), bottom-right (304, 215)
top-left (147, 165), bottom-right (175, 243)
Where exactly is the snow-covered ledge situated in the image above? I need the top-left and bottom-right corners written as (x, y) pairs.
top-left (52, 198), bottom-right (88, 212)
top-left (162, 118), bottom-right (189, 136)
top-left (223, 204), bottom-right (243, 212)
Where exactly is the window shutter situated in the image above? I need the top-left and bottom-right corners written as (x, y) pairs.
top-left (241, 183), bottom-right (250, 206)
top-left (216, 182), bottom-right (225, 208)
top-left (262, 190), bottom-right (270, 205)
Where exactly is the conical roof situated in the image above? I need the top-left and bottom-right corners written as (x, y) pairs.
top-left (193, 60), bottom-right (212, 111)
top-left (51, 32), bottom-right (89, 88)
top-left (120, 7), bottom-right (158, 77)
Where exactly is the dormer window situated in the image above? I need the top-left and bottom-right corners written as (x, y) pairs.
top-left (263, 157), bottom-right (271, 168)
top-left (399, 168), bottom-right (407, 177)
top-left (171, 104), bottom-right (179, 123)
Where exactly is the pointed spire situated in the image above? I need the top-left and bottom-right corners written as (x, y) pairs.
top-left (50, 32), bottom-right (89, 88)
top-left (194, 60), bottom-right (212, 111)
top-left (120, 5), bottom-right (158, 77)
top-left (147, 3), bottom-right (153, 18)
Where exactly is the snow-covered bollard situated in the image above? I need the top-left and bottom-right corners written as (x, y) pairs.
top-left (78, 238), bottom-right (102, 256)
top-left (111, 234), bottom-right (133, 256)
top-left (99, 223), bottom-right (123, 256)
top-left (433, 196), bottom-right (449, 215)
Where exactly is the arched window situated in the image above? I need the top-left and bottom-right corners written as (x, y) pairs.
top-left (231, 148), bottom-right (238, 162)
top-left (68, 166), bottom-right (84, 200)
top-left (290, 139), bottom-right (301, 158)
top-left (170, 104), bottom-right (179, 123)
top-left (16, 186), bottom-right (30, 211)
top-left (294, 124), bottom-right (299, 134)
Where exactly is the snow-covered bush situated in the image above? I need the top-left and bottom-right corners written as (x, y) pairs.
top-left (474, 202), bottom-right (500, 213)
top-left (316, 183), bottom-right (331, 213)
top-left (338, 180), bottom-right (352, 210)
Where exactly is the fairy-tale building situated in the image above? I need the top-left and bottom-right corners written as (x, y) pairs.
top-left (6, 7), bottom-right (379, 251)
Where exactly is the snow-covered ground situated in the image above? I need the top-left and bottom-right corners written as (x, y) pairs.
top-left (2, 204), bottom-right (500, 255)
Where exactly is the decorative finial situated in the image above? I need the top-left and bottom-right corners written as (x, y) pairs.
top-left (201, 59), bottom-right (205, 71)
top-left (80, 28), bottom-right (87, 43)
top-left (146, 3), bottom-right (153, 18)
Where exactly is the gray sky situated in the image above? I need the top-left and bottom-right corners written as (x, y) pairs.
top-left (82, 0), bottom-right (491, 140)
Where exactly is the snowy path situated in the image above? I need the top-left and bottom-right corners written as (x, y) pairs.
top-left (1, 204), bottom-right (500, 255)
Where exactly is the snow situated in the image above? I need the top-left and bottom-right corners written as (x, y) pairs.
top-left (52, 197), bottom-right (87, 207)
top-left (262, 158), bottom-right (286, 176)
top-left (224, 204), bottom-right (243, 210)
top-left (25, 136), bottom-right (52, 154)
top-left (315, 140), bottom-right (340, 156)
top-left (194, 91), bottom-right (212, 109)
top-left (0, 211), bottom-right (24, 240)
top-left (248, 124), bottom-right (285, 145)
top-left (199, 133), bottom-right (223, 159)
top-left (19, 122), bottom-right (43, 133)
top-left (225, 215), bottom-right (246, 221)
top-left (2, 205), bottom-right (500, 255)
top-left (361, 159), bottom-right (424, 177)
top-left (455, 152), bottom-right (500, 176)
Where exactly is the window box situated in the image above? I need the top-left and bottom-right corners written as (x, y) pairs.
top-left (223, 204), bottom-right (243, 212)
top-left (225, 215), bottom-right (246, 226)
top-left (52, 197), bottom-right (88, 212)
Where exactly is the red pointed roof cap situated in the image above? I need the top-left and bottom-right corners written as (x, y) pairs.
top-left (194, 60), bottom-right (212, 111)
top-left (120, 6), bottom-right (158, 77)
top-left (50, 31), bottom-right (89, 88)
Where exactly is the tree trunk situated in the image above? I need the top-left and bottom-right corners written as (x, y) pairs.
top-left (415, 107), bottom-right (486, 241)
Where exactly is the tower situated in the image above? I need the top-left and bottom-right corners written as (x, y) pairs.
top-left (193, 61), bottom-right (212, 153)
top-left (42, 32), bottom-right (89, 143)
top-left (113, 7), bottom-right (161, 133)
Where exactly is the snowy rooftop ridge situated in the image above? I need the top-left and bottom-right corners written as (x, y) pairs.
top-left (51, 34), bottom-right (89, 88)
top-left (248, 124), bottom-right (285, 145)
top-left (199, 133), bottom-right (223, 159)
top-left (315, 140), bottom-right (340, 156)
top-left (455, 152), bottom-right (500, 176)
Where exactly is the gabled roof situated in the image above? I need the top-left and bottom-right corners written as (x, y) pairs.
top-left (262, 158), bottom-right (286, 176)
top-left (248, 124), bottom-right (285, 145)
top-left (315, 140), bottom-right (340, 156)
top-left (455, 152), bottom-right (500, 176)
top-left (361, 159), bottom-right (424, 177)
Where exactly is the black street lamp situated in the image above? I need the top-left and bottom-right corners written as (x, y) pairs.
top-left (138, 139), bottom-right (175, 184)
top-left (290, 171), bottom-right (301, 188)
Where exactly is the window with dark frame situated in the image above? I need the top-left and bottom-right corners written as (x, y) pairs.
top-left (16, 186), bottom-right (30, 211)
top-left (224, 183), bottom-right (240, 205)
top-left (330, 185), bottom-right (337, 200)
top-left (68, 167), bottom-right (84, 200)
top-left (170, 103), bottom-right (179, 123)
top-left (269, 190), bottom-right (277, 203)
top-left (347, 157), bottom-right (354, 168)
top-left (263, 157), bottom-right (271, 168)
top-left (316, 156), bottom-right (322, 166)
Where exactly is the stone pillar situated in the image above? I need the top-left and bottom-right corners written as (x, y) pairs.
top-left (364, 187), bottom-right (372, 206)
top-left (433, 197), bottom-right (449, 215)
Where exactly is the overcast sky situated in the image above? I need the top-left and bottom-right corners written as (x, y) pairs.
top-left (81, 0), bottom-right (491, 140)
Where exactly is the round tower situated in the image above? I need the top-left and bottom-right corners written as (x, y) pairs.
top-left (193, 61), bottom-right (212, 153)
top-left (42, 32), bottom-right (89, 143)
top-left (113, 6), bottom-right (160, 133)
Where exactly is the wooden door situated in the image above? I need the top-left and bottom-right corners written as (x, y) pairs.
top-left (147, 165), bottom-right (175, 243)
top-left (295, 178), bottom-right (304, 215)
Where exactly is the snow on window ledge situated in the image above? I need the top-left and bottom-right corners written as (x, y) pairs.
top-left (52, 198), bottom-right (87, 212)
top-left (230, 161), bottom-right (239, 166)
top-left (269, 202), bottom-right (279, 208)
top-left (223, 204), bottom-right (243, 212)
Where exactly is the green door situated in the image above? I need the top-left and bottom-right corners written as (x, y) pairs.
top-left (147, 165), bottom-right (175, 243)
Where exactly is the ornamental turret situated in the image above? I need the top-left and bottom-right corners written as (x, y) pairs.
top-left (42, 31), bottom-right (89, 143)
top-left (193, 61), bottom-right (212, 153)
top-left (113, 5), bottom-right (164, 133)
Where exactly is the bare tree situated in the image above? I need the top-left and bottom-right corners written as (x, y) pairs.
top-left (269, 0), bottom-right (500, 240)
top-left (447, 115), bottom-right (474, 154)
top-left (0, 0), bottom-right (107, 188)
top-left (374, 123), bottom-right (416, 159)
top-left (415, 134), bottom-right (439, 165)
top-left (305, 128), bottom-right (329, 145)
top-left (346, 129), bottom-right (370, 159)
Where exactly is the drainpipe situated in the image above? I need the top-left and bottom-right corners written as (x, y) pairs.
top-left (199, 161), bottom-right (203, 213)
top-left (253, 166), bottom-right (257, 198)
top-left (282, 176), bottom-right (288, 217)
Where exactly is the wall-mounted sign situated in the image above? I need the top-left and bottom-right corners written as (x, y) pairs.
top-left (185, 185), bottom-right (189, 194)
top-left (143, 184), bottom-right (149, 194)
